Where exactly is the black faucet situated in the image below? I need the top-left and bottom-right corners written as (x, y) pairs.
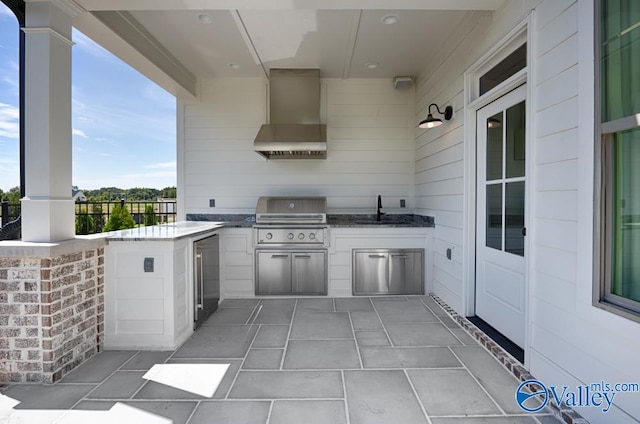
top-left (377, 195), bottom-right (385, 221)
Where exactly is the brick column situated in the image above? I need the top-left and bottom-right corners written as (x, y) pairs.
top-left (0, 242), bottom-right (105, 383)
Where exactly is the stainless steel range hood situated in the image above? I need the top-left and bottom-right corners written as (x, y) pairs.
top-left (254, 69), bottom-right (327, 159)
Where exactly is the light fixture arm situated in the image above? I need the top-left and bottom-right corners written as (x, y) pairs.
top-left (427, 103), bottom-right (453, 120)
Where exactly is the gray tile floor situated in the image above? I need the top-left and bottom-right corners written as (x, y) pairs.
top-left (1, 296), bottom-right (562, 424)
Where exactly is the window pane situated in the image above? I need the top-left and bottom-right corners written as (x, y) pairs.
top-left (480, 44), bottom-right (527, 96)
top-left (611, 127), bottom-right (640, 302)
top-left (601, 0), bottom-right (640, 121)
top-left (486, 112), bottom-right (503, 181)
top-left (486, 183), bottom-right (503, 250)
top-left (506, 101), bottom-right (526, 178)
top-left (505, 182), bottom-right (525, 256)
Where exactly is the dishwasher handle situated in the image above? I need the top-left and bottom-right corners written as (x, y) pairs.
top-left (196, 252), bottom-right (203, 309)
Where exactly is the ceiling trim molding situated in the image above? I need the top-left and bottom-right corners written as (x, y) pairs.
top-left (22, 26), bottom-right (74, 45)
top-left (341, 10), bottom-right (361, 79)
top-left (51, 0), bottom-right (85, 17)
top-left (231, 10), bottom-right (268, 79)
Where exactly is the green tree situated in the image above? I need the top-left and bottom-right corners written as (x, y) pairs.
top-left (144, 204), bottom-right (158, 226)
top-left (161, 186), bottom-right (177, 198)
top-left (4, 187), bottom-right (21, 204)
top-left (92, 204), bottom-right (106, 233)
top-left (103, 205), bottom-right (136, 231)
top-left (75, 214), bottom-right (94, 235)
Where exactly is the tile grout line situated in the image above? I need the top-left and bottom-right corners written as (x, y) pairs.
top-left (341, 370), bottom-right (351, 424)
top-left (418, 297), bottom-right (467, 346)
top-left (403, 368), bottom-right (433, 424)
top-left (369, 297), bottom-right (395, 348)
top-left (66, 351), bottom-right (140, 411)
top-left (184, 400), bottom-right (202, 424)
top-left (225, 319), bottom-right (262, 399)
top-left (265, 400), bottom-right (274, 424)
top-left (447, 346), bottom-right (507, 416)
top-left (347, 311), bottom-right (364, 369)
top-left (278, 299), bottom-right (298, 370)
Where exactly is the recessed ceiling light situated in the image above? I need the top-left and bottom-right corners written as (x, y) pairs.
top-left (197, 13), bottom-right (213, 24)
top-left (228, 63), bottom-right (240, 70)
top-left (366, 62), bottom-right (379, 70)
top-left (381, 14), bottom-right (399, 25)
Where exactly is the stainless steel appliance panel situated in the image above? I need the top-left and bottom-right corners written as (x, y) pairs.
top-left (292, 251), bottom-right (327, 295)
top-left (256, 250), bottom-right (292, 295)
top-left (389, 251), bottom-right (424, 295)
top-left (353, 251), bottom-right (389, 295)
top-left (194, 234), bottom-right (220, 329)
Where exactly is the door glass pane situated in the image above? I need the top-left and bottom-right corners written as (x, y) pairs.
top-left (506, 101), bottom-right (526, 178)
top-left (480, 44), bottom-right (527, 96)
top-left (486, 183), bottom-right (503, 250)
top-left (611, 127), bottom-right (640, 302)
top-left (505, 181), bottom-right (525, 256)
top-left (486, 112), bottom-right (503, 181)
top-left (601, 0), bottom-right (640, 122)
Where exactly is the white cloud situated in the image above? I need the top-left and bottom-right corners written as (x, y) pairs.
top-left (0, 103), bottom-right (19, 140)
top-left (73, 128), bottom-right (88, 138)
top-left (145, 161), bottom-right (176, 170)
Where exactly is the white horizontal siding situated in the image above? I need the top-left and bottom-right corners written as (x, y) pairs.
top-left (181, 78), bottom-right (414, 214)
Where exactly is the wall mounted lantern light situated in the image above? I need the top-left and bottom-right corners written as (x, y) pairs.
top-left (419, 103), bottom-right (453, 129)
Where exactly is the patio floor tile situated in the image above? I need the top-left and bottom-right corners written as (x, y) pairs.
top-left (360, 347), bottom-right (461, 368)
top-left (451, 346), bottom-right (524, 414)
top-left (253, 299), bottom-right (296, 324)
top-left (4, 384), bottom-right (96, 409)
top-left (429, 417), bottom-right (538, 423)
top-left (385, 322), bottom-right (461, 346)
top-left (120, 351), bottom-right (173, 371)
top-left (344, 370), bottom-right (428, 424)
top-left (354, 330), bottom-right (391, 347)
top-left (86, 371), bottom-right (146, 399)
top-left (295, 298), bottom-right (335, 312)
top-left (60, 350), bottom-right (136, 383)
top-left (407, 369), bottom-right (500, 416)
top-left (270, 400), bottom-right (347, 424)
top-left (203, 307), bottom-right (254, 325)
top-left (243, 349), bottom-right (284, 369)
top-left (283, 340), bottom-right (360, 369)
top-left (172, 325), bottom-right (258, 358)
top-left (290, 311), bottom-right (352, 339)
top-left (218, 299), bottom-right (260, 308)
top-left (124, 400), bottom-right (198, 424)
top-left (373, 299), bottom-right (439, 323)
top-left (334, 298), bottom-right (374, 312)
top-left (188, 401), bottom-right (270, 424)
top-left (228, 371), bottom-right (344, 399)
top-left (350, 311), bottom-right (384, 331)
top-left (252, 325), bottom-right (289, 348)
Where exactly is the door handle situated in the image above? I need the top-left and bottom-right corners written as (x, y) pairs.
top-left (271, 254), bottom-right (289, 259)
top-left (196, 253), bottom-right (203, 309)
top-left (522, 227), bottom-right (527, 236)
top-left (294, 255), bottom-right (311, 259)
top-left (391, 255), bottom-right (408, 259)
top-left (368, 254), bottom-right (387, 258)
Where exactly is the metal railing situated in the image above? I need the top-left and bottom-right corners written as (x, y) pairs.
top-left (1, 200), bottom-right (177, 234)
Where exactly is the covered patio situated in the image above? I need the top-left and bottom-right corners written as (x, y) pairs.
top-left (1, 296), bottom-right (566, 423)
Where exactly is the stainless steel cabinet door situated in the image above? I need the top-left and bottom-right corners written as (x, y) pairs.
top-left (389, 251), bottom-right (424, 295)
top-left (256, 251), bottom-right (292, 294)
top-left (353, 251), bottom-right (389, 295)
top-left (292, 251), bottom-right (327, 294)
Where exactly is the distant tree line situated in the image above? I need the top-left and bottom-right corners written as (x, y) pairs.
top-left (75, 186), bottom-right (177, 201)
top-left (0, 186), bottom-right (177, 203)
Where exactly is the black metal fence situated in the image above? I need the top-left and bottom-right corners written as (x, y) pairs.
top-left (1, 200), bottom-right (177, 234)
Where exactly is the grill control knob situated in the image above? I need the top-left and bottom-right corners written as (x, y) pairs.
top-left (265, 233), bottom-right (273, 240)
top-left (309, 233), bottom-right (316, 240)
top-left (298, 233), bottom-right (305, 240)
top-left (287, 233), bottom-right (294, 240)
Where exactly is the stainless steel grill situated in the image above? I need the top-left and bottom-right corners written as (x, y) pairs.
top-left (253, 196), bottom-right (328, 295)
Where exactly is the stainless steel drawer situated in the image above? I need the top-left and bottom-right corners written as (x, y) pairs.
top-left (353, 249), bottom-right (424, 295)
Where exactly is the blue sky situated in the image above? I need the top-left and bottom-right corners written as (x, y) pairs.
top-left (0, 3), bottom-right (177, 191)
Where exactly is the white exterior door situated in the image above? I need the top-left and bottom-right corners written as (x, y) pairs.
top-left (475, 84), bottom-right (527, 348)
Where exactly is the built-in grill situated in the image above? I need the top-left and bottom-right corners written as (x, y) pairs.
top-left (253, 196), bottom-right (328, 295)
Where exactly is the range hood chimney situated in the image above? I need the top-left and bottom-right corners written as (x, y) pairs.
top-left (253, 69), bottom-right (327, 159)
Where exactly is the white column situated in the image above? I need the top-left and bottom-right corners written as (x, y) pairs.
top-left (21, 1), bottom-right (75, 242)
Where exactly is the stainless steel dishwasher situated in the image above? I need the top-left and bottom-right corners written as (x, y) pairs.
top-left (193, 234), bottom-right (219, 328)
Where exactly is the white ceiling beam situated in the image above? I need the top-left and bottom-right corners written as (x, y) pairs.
top-left (74, 0), bottom-right (505, 12)
top-left (231, 10), bottom-right (268, 79)
top-left (73, 11), bottom-right (197, 100)
top-left (341, 10), bottom-right (361, 80)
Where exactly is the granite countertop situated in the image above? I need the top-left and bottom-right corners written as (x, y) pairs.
top-left (106, 221), bottom-right (225, 241)
top-left (187, 214), bottom-right (434, 228)
top-left (327, 214), bottom-right (434, 227)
